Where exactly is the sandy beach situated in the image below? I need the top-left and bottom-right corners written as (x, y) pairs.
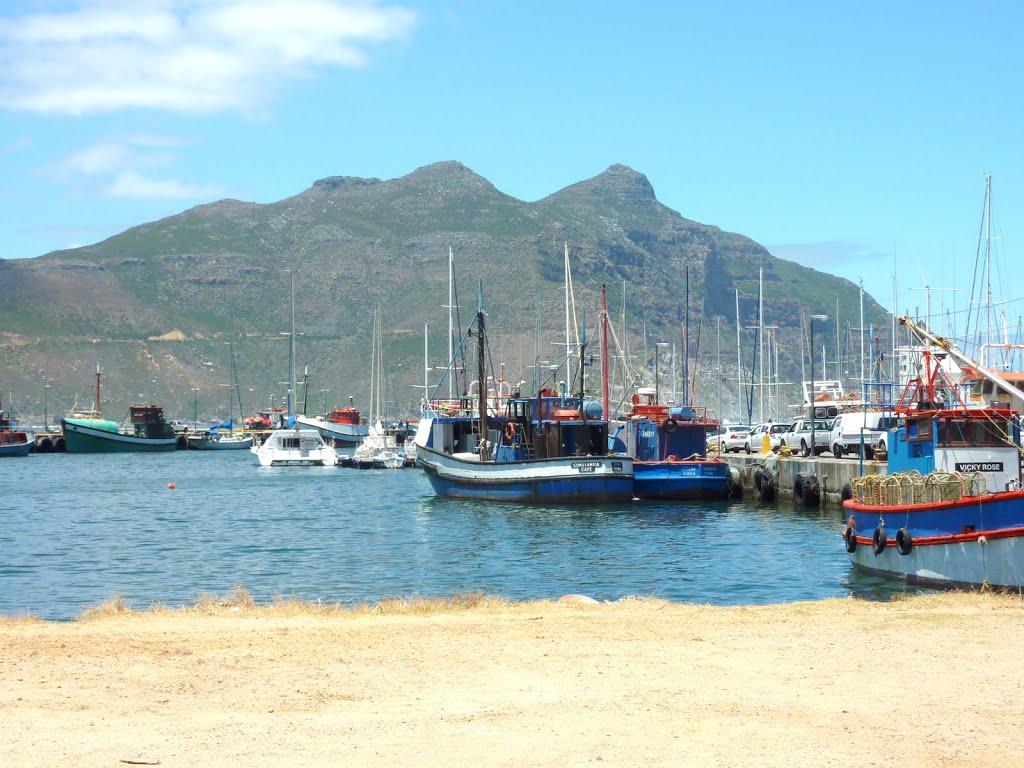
top-left (3, 591), bottom-right (1023, 767)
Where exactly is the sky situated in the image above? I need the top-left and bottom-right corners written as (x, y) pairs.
top-left (2, 0), bottom-right (1023, 337)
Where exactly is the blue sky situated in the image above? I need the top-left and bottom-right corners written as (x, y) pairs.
top-left (2, 0), bottom-right (1022, 331)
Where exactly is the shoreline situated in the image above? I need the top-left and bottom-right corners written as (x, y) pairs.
top-left (4, 592), bottom-right (1024, 767)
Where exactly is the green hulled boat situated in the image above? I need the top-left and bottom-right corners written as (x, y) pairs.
top-left (62, 405), bottom-right (180, 453)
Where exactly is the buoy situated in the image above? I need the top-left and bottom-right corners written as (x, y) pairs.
top-left (168, 482), bottom-right (176, 489)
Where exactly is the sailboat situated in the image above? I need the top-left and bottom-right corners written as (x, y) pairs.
top-left (251, 273), bottom-right (338, 467)
top-left (189, 343), bottom-right (253, 450)
top-left (349, 304), bottom-right (403, 468)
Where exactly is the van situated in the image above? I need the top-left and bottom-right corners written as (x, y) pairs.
top-left (830, 412), bottom-right (900, 459)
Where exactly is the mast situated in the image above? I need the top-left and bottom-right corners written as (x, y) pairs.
top-left (601, 285), bottom-right (610, 419)
top-left (859, 279), bottom-right (865, 394)
top-left (734, 289), bottom-right (741, 422)
top-left (684, 266), bottom-right (690, 407)
top-left (476, 283), bottom-right (487, 447)
top-left (423, 323), bottom-right (429, 406)
top-left (757, 268), bottom-right (764, 423)
top-left (446, 246), bottom-right (455, 399)
top-left (564, 242), bottom-right (572, 382)
top-left (94, 363), bottom-right (101, 416)
top-left (287, 270), bottom-right (295, 419)
top-left (301, 365), bottom-right (309, 416)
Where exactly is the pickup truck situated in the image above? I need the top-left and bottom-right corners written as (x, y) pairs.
top-left (778, 418), bottom-right (833, 457)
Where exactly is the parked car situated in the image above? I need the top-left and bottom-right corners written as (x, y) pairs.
top-left (778, 418), bottom-right (834, 457)
top-left (707, 424), bottom-right (752, 453)
top-left (169, 419), bottom-right (191, 433)
top-left (743, 422), bottom-right (792, 454)
top-left (829, 411), bottom-right (900, 459)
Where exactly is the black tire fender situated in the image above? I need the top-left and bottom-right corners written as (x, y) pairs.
top-left (872, 526), bottom-right (887, 555)
top-left (896, 527), bottom-right (913, 555)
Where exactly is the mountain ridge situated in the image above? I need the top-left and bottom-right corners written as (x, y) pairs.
top-left (0, 161), bottom-right (889, 423)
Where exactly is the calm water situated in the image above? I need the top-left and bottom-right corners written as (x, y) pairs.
top-left (3, 451), bottom-right (914, 619)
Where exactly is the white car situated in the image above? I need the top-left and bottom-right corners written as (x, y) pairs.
top-left (743, 422), bottom-right (792, 454)
top-left (718, 425), bottom-right (752, 453)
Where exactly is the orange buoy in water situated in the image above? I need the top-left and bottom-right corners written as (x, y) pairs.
top-left (168, 482), bottom-right (176, 490)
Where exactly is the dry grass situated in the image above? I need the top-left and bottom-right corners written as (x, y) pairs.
top-left (0, 610), bottom-right (42, 625)
top-left (12, 586), bottom-right (1022, 625)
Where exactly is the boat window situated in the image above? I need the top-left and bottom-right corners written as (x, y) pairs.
top-left (906, 416), bottom-right (933, 442)
top-left (937, 419), bottom-right (1008, 447)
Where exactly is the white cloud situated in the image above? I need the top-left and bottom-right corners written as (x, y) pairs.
top-left (42, 135), bottom-right (181, 178)
top-left (106, 169), bottom-right (226, 199)
top-left (0, 1), bottom-right (417, 114)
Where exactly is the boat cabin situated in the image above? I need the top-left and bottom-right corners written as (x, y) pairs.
top-left (129, 405), bottom-right (175, 439)
top-left (610, 388), bottom-right (718, 462)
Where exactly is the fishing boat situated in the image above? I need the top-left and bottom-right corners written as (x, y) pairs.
top-left (842, 317), bottom-right (1024, 589)
top-left (414, 287), bottom-right (634, 503)
top-left (611, 389), bottom-right (736, 500)
top-left (0, 394), bottom-right (33, 457)
top-left (294, 398), bottom-right (369, 447)
top-left (63, 404), bottom-right (179, 453)
top-left (61, 367), bottom-right (179, 453)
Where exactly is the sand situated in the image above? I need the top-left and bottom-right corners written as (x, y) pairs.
top-left (2, 592), bottom-right (1023, 767)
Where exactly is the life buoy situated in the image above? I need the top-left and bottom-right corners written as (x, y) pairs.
top-left (504, 422), bottom-right (517, 441)
top-left (872, 526), bottom-right (887, 555)
top-left (844, 517), bottom-right (858, 553)
top-left (896, 527), bottom-right (913, 556)
top-left (662, 418), bottom-right (678, 433)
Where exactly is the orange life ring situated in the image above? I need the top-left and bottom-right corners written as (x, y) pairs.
top-left (504, 422), bottom-right (517, 441)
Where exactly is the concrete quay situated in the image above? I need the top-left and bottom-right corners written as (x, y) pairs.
top-left (720, 453), bottom-right (888, 508)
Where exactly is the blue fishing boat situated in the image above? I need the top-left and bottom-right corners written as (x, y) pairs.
top-left (414, 288), bottom-right (634, 503)
top-left (610, 389), bottom-right (736, 500)
top-left (842, 317), bottom-right (1024, 589)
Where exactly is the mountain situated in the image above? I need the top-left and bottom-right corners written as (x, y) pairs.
top-left (0, 161), bottom-right (890, 424)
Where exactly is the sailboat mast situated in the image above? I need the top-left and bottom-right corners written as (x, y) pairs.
top-left (94, 363), bottom-right (101, 416)
top-left (564, 242), bottom-right (571, 382)
top-left (287, 270), bottom-right (295, 419)
top-left (757, 268), bottom-right (764, 423)
top-left (684, 266), bottom-right (690, 407)
top-left (447, 246), bottom-right (455, 400)
top-left (476, 284), bottom-right (487, 445)
top-left (601, 285), bottom-right (609, 419)
top-left (734, 289), bottom-right (741, 422)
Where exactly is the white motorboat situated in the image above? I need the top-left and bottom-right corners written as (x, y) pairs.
top-left (251, 428), bottom-right (338, 467)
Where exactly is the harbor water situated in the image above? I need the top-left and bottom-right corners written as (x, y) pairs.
top-left (3, 452), bottom-right (918, 620)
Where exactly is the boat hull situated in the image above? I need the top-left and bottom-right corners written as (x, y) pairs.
top-left (0, 439), bottom-right (32, 457)
top-left (62, 420), bottom-right (179, 453)
top-left (187, 434), bottom-right (254, 450)
top-left (844, 491), bottom-right (1024, 589)
top-left (417, 445), bottom-right (633, 503)
top-left (294, 415), bottom-right (368, 446)
top-left (633, 460), bottom-right (732, 500)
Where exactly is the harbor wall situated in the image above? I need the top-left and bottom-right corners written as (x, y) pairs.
top-left (721, 454), bottom-right (888, 508)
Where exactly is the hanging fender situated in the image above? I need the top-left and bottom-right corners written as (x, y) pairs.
top-left (872, 525), bottom-right (887, 555)
top-left (896, 527), bottom-right (913, 556)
